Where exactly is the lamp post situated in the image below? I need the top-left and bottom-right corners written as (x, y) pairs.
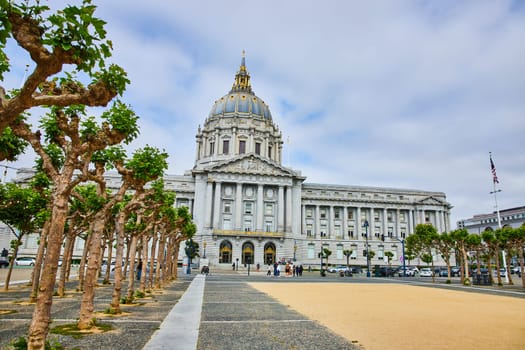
top-left (363, 220), bottom-right (370, 277)
top-left (393, 236), bottom-right (406, 277)
top-left (203, 240), bottom-right (207, 259)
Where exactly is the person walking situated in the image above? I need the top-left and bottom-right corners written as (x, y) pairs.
top-left (136, 259), bottom-right (143, 281)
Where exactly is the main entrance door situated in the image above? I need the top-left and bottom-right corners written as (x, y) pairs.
top-left (264, 242), bottom-right (276, 265)
top-left (242, 242), bottom-right (254, 264)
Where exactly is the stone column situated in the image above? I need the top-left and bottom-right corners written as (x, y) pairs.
top-left (278, 186), bottom-right (284, 232)
top-left (285, 186), bottom-right (292, 233)
top-left (329, 206), bottom-right (334, 238)
top-left (315, 205), bottom-right (320, 238)
top-left (383, 208), bottom-right (388, 237)
top-left (213, 182), bottom-right (222, 228)
top-left (257, 184), bottom-right (264, 232)
top-left (301, 204), bottom-right (306, 235)
top-left (235, 183), bottom-right (243, 231)
top-left (204, 181), bottom-right (213, 229)
top-left (356, 207), bottom-right (362, 240)
top-left (343, 207), bottom-right (348, 239)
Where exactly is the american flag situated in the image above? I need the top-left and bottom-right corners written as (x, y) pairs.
top-left (490, 154), bottom-right (499, 184)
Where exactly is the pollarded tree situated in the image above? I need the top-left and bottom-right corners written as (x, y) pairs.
top-left (343, 249), bottom-right (352, 268)
top-left (14, 101), bottom-right (139, 346)
top-left (435, 232), bottom-right (455, 283)
top-left (0, 181), bottom-right (49, 290)
top-left (384, 251), bottom-right (394, 267)
top-left (450, 229), bottom-right (471, 285)
top-left (481, 230), bottom-right (501, 286)
top-left (78, 146), bottom-right (168, 329)
top-left (0, 0), bottom-right (127, 135)
top-left (407, 224), bottom-right (439, 283)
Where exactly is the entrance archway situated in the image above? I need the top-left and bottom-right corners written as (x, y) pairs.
top-left (242, 242), bottom-right (254, 264)
top-left (264, 242), bottom-right (276, 265)
top-left (219, 240), bottom-right (232, 264)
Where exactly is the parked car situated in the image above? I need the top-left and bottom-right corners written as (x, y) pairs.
top-left (350, 267), bottom-right (363, 274)
top-left (510, 266), bottom-right (521, 275)
top-left (438, 268), bottom-right (449, 277)
top-left (14, 256), bottom-right (36, 266)
top-left (375, 266), bottom-right (396, 277)
top-left (420, 268), bottom-right (433, 277)
top-left (451, 266), bottom-right (461, 277)
top-left (397, 266), bottom-right (417, 277)
top-left (493, 268), bottom-right (506, 278)
top-left (0, 258), bottom-right (9, 268)
top-left (328, 265), bottom-right (349, 273)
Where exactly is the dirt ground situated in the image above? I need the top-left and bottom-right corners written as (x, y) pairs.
top-left (250, 283), bottom-right (525, 350)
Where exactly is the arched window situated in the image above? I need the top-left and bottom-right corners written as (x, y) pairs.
top-left (219, 240), bottom-right (232, 264)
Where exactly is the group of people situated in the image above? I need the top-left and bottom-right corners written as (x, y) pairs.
top-left (267, 262), bottom-right (303, 277)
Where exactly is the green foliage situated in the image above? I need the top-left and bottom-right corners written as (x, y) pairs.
top-left (10, 336), bottom-right (64, 350)
top-left (94, 64), bottom-right (129, 96)
top-left (134, 290), bottom-right (145, 298)
top-left (185, 238), bottom-right (200, 259)
top-left (92, 146), bottom-right (127, 170)
top-left (0, 127), bottom-right (28, 161)
top-left (126, 146), bottom-right (169, 182)
top-left (101, 100), bottom-right (140, 144)
top-left (43, 1), bottom-right (111, 73)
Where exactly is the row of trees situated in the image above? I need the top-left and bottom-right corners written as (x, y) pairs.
top-left (0, 2), bottom-right (195, 349)
top-left (406, 224), bottom-right (525, 287)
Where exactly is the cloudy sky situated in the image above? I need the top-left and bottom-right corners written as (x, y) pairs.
top-left (3, 0), bottom-right (525, 227)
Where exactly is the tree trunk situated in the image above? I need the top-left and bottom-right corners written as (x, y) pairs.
top-left (78, 215), bottom-right (106, 329)
top-left (139, 236), bottom-right (148, 293)
top-left (148, 232), bottom-right (158, 290)
top-left (29, 222), bottom-right (49, 303)
top-left (57, 231), bottom-right (74, 296)
top-left (65, 233), bottom-right (75, 281)
top-left (125, 235), bottom-right (139, 302)
top-left (519, 246), bottom-right (525, 288)
top-left (461, 245), bottom-right (470, 284)
top-left (77, 234), bottom-right (91, 291)
top-left (104, 235), bottom-right (113, 284)
top-left (155, 233), bottom-right (166, 289)
top-left (172, 242), bottom-right (180, 280)
top-left (110, 211), bottom-right (126, 313)
top-left (3, 237), bottom-right (21, 291)
top-left (27, 192), bottom-right (69, 350)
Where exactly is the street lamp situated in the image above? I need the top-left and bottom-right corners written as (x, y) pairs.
top-left (393, 236), bottom-right (406, 277)
top-left (203, 240), bottom-right (207, 259)
top-left (363, 220), bottom-right (370, 277)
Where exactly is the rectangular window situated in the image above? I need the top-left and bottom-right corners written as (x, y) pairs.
top-left (268, 145), bottom-right (272, 158)
top-left (306, 224), bottom-right (313, 236)
top-left (265, 203), bottom-right (273, 215)
top-left (223, 140), bottom-right (229, 154)
top-left (347, 209), bottom-right (354, 220)
top-left (244, 201), bottom-right (253, 214)
top-left (334, 208), bottom-right (341, 219)
top-left (387, 211), bottom-right (393, 222)
top-left (239, 140), bottom-right (246, 154)
top-left (209, 141), bottom-right (215, 156)
top-left (223, 218), bottom-right (231, 230)
top-left (223, 201), bottom-right (232, 214)
top-left (255, 142), bottom-right (261, 155)
top-left (320, 208), bottom-right (327, 219)
top-left (307, 244), bottom-right (315, 259)
top-left (306, 208), bottom-right (313, 217)
top-left (374, 210), bottom-right (380, 220)
top-left (336, 245), bottom-right (343, 259)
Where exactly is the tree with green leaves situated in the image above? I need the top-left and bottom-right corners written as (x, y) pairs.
top-left (435, 232), bottom-right (456, 283)
top-left (0, 181), bottom-right (49, 290)
top-left (0, 0), bottom-right (128, 137)
top-left (406, 224), bottom-right (439, 283)
top-left (343, 249), bottom-right (352, 268)
top-left (450, 229), bottom-right (471, 285)
top-left (384, 251), bottom-right (394, 267)
top-left (481, 230), bottom-right (500, 286)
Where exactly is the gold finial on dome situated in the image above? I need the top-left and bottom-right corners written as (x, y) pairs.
top-left (230, 50), bottom-right (252, 93)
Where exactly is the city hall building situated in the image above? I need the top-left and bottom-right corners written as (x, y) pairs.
top-left (3, 56), bottom-right (452, 269)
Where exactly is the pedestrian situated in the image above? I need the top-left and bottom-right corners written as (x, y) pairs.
top-left (267, 265), bottom-right (272, 276)
top-left (232, 262), bottom-right (235, 271)
top-left (1, 248), bottom-right (7, 258)
top-left (136, 259), bottom-right (143, 281)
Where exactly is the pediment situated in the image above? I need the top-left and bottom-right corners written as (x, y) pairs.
top-left (209, 155), bottom-right (297, 177)
top-left (416, 196), bottom-right (446, 205)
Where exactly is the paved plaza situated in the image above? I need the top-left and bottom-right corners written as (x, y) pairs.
top-left (1, 268), bottom-right (524, 350)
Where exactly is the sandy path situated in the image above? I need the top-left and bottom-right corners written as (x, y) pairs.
top-left (250, 283), bottom-right (525, 350)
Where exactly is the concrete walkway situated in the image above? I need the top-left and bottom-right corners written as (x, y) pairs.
top-left (143, 274), bottom-right (205, 350)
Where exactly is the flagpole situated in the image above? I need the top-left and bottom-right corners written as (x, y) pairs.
top-left (489, 152), bottom-right (508, 283)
